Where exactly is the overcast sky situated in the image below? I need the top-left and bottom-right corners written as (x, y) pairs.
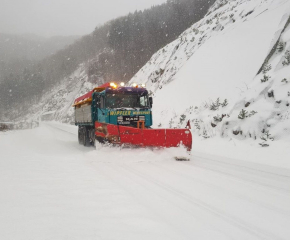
top-left (0, 0), bottom-right (167, 37)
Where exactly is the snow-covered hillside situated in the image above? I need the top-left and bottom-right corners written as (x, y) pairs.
top-left (130, 0), bottom-right (290, 144)
top-left (19, 0), bottom-right (290, 147)
top-left (15, 64), bottom-right (102, 124)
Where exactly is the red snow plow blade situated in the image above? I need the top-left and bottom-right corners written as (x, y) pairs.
top-left (95, 122), bottom-right (192, 151)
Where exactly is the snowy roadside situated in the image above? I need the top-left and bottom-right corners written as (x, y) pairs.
top-left (43, 121), bottom-right (290, 170)
top-left (192, 136), bottom-right (290, 170)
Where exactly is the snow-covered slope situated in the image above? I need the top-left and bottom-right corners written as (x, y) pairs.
top-left (129, 0), bottom-right (290, 144)
top-left (223, 15), bottom-right (290, 144)
top-left (20, 0), bottom-right (290, 147)
top-left (16, 64), bottom-right (102, 124)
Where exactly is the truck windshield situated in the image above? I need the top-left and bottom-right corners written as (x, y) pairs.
top-left (106, 93), bottom-right (149, 108)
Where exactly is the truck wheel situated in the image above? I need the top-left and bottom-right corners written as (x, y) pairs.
top-left (90, 128), bottom-right (96, 147)
top-left (83, 127), bottom-right (90, 147)
top-left (78, 127), bottom-right (83, 145)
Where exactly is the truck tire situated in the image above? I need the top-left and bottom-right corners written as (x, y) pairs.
top-left (90, 128), bottom-right (96, 147)
top-left (78, 126), bottom-right (83, 145)
top-left (83, 127), bottom-right (90, 147)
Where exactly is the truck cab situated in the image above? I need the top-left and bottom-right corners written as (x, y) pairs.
top-left (74, 82), bottom-right (153, 146)
top-left (93, 86), bottom-right (153, 128)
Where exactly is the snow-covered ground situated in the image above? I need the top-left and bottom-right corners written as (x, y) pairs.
top-left (1, 122), bottom-right (290, 240)
top-left (2, 0), bottom-right (290, 238)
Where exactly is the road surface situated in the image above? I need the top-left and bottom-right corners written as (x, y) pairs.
top-left (0, 122), bottom-right (290, 240)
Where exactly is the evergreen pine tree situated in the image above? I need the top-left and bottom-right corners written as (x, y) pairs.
top-left (221, 99), bottom-right (228, 107)
top-left (281, 78), bottom-right (288, 83)
top-left (277, 42), bottom-right (285, 52)
top-left (238, 109), bottom-right (248, 119)
top-left (282, 50), bottom-right (290, 66)
top-left (261, 75), bottom-right (271, 83)
top-left (262, 63), bottom-right (272, 74)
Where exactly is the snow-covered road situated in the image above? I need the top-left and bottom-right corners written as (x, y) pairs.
top-left (0, 123), bottom-right (290, 240)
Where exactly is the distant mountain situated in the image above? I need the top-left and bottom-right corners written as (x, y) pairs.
top-left (0, 33), bottom-right (79, 62)
top-left (0, 33), bottom-right (79, 85)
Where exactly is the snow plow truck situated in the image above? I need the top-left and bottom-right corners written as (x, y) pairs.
top-left (73, 82), bottom-right (192, 151)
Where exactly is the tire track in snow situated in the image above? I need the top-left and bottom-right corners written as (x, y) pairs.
top-left (85, 161), bottom-right (197, 240)
top-left (118, 163), bottom-right (286, 240)
top-left (189, 161), bottom-right (290, 194)
top-left (46, 122), bottom-right (289, 239)
top-left (191, 153), bottom-right (290, 179)
top-left (46, 122), bottom-right (290, 194)
top-left (149, 161), bottom-right (290, 217)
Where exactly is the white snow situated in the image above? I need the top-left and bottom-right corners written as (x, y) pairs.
top-left (0, 122), bottom-right (290, 240)
top-left (156, 6), bottom-right (283, 109)
top-left (126, 0), bottom-right (290, 146)
top-left (4, 2), bottom-right (290, 237)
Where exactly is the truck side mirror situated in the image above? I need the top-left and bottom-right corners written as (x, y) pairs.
top-left (149, 97), bottom-right (153, 107)
top-left (100, 97), bottom-right (104, 109)
top-left (95, 95), bottom-right (100, 108)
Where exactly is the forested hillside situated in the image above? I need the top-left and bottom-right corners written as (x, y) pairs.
top-left (0, 0), bottom-right (215, 121)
